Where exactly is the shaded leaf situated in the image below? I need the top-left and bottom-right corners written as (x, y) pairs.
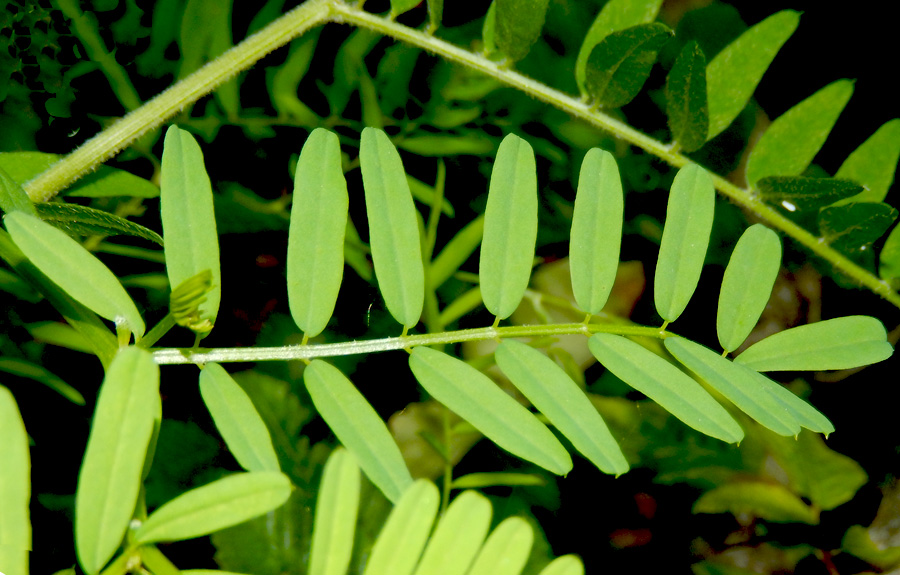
top-left (413, 490), bottom-right (491, 575)
top-left (26, 321), bottom-right (94, 354)
top-left (451, 472), bottom-right (545, 490)
top-left (0, 385), bottom-right (31, 561)
top-left (569, 148), bottom-right (623, 315)
top-left (0, 166), bottom-right (37, 216)
top-left (430, 214), bottom-right (484, 290)
top-left (303, 359), bottom-right (413, 503)
top-left (693, 481), bottom-right (819, 524)
top-left (735, 316), bottom-right (893, 371)
top-left (427, 0), bottom-right (443, 32)
top-left (772, 430), bottom-right (865, 509)
top-left (757, 176), bottom-right (863, 212)
top-left (5, 211), bottom-right (145, 339)
top-left (588, 334), bottom-right (744, 443)
top-left (135, 471), bottom-right (292, 544)
top-left (467, 517), bottom-right (533, 575)
top-left (360, 127), bottom-right (425, 329)
top-left (494, 0), bottom-right (550, 63)
top-left (654, 163), bottom-right (715, 323)
top-left (397, 134), bottom-right (494, 157)
top-left (665, 41), bottom-right (708, 153)
top-left (288, 128), bottom-right (348, 338)
top-left (706, 10), bottom-right (800, 140)
top-left (363, 480), bottom-right (439, 575)
top-left (160, 125), bottom-right (221, 329)
top-left (75, 347), bottom-right (159, 574)
top-left (0, 357), bottom-right (85, 405)
top-left (746, 80), bottom-right (854, 186)
top-left (199, 363), bottom-right (280, 473)
top-left (818, 203), bottom-right (898, 260)
top-left (309, 449), bottom-right (360, 575)
top-left (495, 340), bottom-right (629, 475)
top-left (584, 23), bottom-right (672, 109)
top-left (575, 0), bottom-right (663, 95)
top-left (409, 346), bottom-right (572, 475)
top-left (479, 133), bottom-right (537, 320)
top-left (835, 119), bottom-right (900, 204)
top-left (35, 203), bottom-right (164, 246)
top-left (879, 224), bottom-right (900, 281)
top-left (842, 525), bottom-right (900, 569)
top-left (717, 224), bottom-right (781, 352)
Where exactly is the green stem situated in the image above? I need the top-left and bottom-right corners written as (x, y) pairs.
top-left (151, 321), bottom-right (668, 364)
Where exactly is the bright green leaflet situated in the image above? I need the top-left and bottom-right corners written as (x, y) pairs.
top-left (584, 23), bottom-right (672, 109)
top-left (588, 334), bottom-right (744, 443)
top-left (495, 340), bottom-right (629, 475)
top-left (494, 0), bottom-right (550, 63)
top-left (0, 357), bottom-right (85, 405)
top-left (745, 80), bottom-right (854, 187)
top-left (467, 517), bottom-right (533, 575)
top-left (756, 176), bottom-right (862, 212)
top-left (390, 0), bottom-right (420, 18)
top-left (835, 119), bottom-right (900, 204)
top-left (0, 166), bottom-right (37, 216)
top-left (160, 125), bottom-right (222, 329)
top-left (409, 346), bottom-right (572, 475)
top-left (880, 224), bottom-right (900, 281)
top-left (693, 482), bottom-right (818, 525)
top-left (717, 224), bottom-right (782, 352)
top-left (199, 363), bottom-right (280, 473)
top-left (35, 203), bottom-right (164, 246)
top-left (303, 359), bottom-right (413, 503)
top-left (754, 378), bottom-right (834, 435)
top-left (665, 41), bottom-right (708, 153)
top-left (653, 163), bottom-right (715, 323)
top-left (569, 148), bottom-right (623, 315)
top-left (309, 449), bottom-right (360, 575)
top-left (360, 127), bottom-right (425, 329)
top-left (0, 385), bottom-right (30, 574)
top-left (287, 128), bottom-right (349, 337)
top-left (479, 133), bottom-right (538, 320)
top-left (538, 556), bottom-right (585, 575)
top-left (664, 337), bottom-right (800, 437)
top-left (75, 347), bottom-right (159, 575)
top-left (735, 316), bottom-right (893, 372)
top-left (574, 0), bottom-right (663, 95)
top-left (5, 211), bottom-right (145, 340)
top-left (363, 480), bottom-right (439, 575)
top-left (706, 10), bottom-right (800, 140)
top-left (134, 471), bottom-right (291, 544)
top-left (412, 491), bottom-right (492, 575)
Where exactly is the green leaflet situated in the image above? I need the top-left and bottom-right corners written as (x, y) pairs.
top-left (451, 472), bottom-right (544, 490)
top-left (588, 334), bottom-right (744, 443)
top-left (271, 30), bottom-right (321, 125)
top-left (309, 449), bottom-right (360, 575)
top-left (584, 23), bottom-right (672, 109)
top-left (0, 166), bottom-right (37, 216)
top-left (757, 176), bottom-right (862, 212)
top-left (835, 119), bottom-right (900, 204)
top-left (287, 128), bottom-right (348, 337)
top-left (574, 0), bottom-right (663, 95)
top-left (0, 357), bottom-right (85, 405)
top-left (538, 556), bottom-right (585, 575)
top-left (413, 490), bottom-right (491, 575)
top-left (665, 41), bottom-right (708, 153)
top-left (495, 340), bottom-right (629, 476)
top-left (479, 133), bottom-right (538, 320)
top-left (363, 480), bottom-right (439, 575)
top-left (466, 517), bottom-right (533, 575)
top-left (179, 0), bottom-right (238, 116)
top-left (390, 0), bottom-right (420, 18)
top-left (693, 481), bottom-right (818, 525)
top-left (75, 347), bottom-right (159, 575)
top-left (756, 378), bottom-right (833, 435)
top-left (429, 214), bottom-right (484, 290)
top-left (427, 0), bottom-right (443, 32)
top-left (199, 363), bottom-right (280, 473)
top-left (746, 80), bottom-right (854, 187)
top-left (303, 359), bottom-right (413, 503)
top-left (717, 224), bottom-right (781, 353)
top-left (35, 203), bottom-right (164, 246)
top-left (482, 4), bottom-right (497, 56)
top-left (494, 0), bottom-right (550, 63)
top-left (360, 127), bottom-right (425, 329)
top-left (880, 224), bottom-right (900, 281)
top-left (735, 316), bottom-right (893, 372)
top-left (0, 385), bottom-right (31, 572)
top-left (134, 471), bottom-right (292, 544)
top-left (818, 203), bottom-right (898, 260)
top-left (160, 125), bottom-right (222, 330)
top-left (409, 346), bottom-right (572, 475)
top-left (5, 211), bottom-right (145, 340)
top-left (653, 163), bottom-right (715, 323)
top-left (569, 148), bottom-right (623, 315)
top-left (664, 337), bottom-right (799, 437)
top-left (706, 10), bottom-right (800, 140)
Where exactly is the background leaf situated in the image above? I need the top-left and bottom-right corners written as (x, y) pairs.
top-left (0, 357), bottom-right (85, 405)
top-left (693, 481), bottom-right (819, 524)
top-left (834, 119), bottom-right (900, 204)
top-left (757, 176), bottom-right (862, 212)
top-left (363, 480), bottom-right (439, 575)
top-left (0, 166), bottom-right (37, 216)
top-left (479, 133), bottom-right (538, 320)
top-left (390, 0), bottom-right (420, 18)
top-left (413, 490), bottom-right (492, 575)
top-left (427, 0), bottom-right (443, 32)
top-left (35, 203), bottom-right (164, 246)
top-left (0, 385), bottom-right (30, 574)
top-left (494, 0), bottom-right (550, 63)
top-left (818, 203), bottom-right (898, 262)
top-left (879, 224), bottom-right (900, 281)
top-left (706, 10), bottom-right (800, 140)
top-left (308, 449), bottom-right (359, 575)
top-left (665, 41), bottom-right (708, 153)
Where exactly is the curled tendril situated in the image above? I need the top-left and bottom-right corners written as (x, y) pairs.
top-left (170, 269), bottom-right (215, 333)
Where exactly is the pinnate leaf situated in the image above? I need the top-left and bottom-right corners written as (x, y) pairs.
top-left (309, 449), bottom-right (360, 575)
top-left (835, 119), bottom-right (900, 204)
top-left (665, 41), bottom-right (708, 153)
top-left (363, 480), bottom-right (439, 575)
top-left (735, 316), bottom-right (893, 371)
top-left (494, 0), bottom-right (550, 63)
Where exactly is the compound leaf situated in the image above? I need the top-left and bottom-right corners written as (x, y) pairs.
top-left (588, 334), bottom-right (744, 443)
top-left (467, 517), bottom-right (533, 575)
top-left (413, 490), bottom-right (492, 575)
top-left (495, 340), bottom-right (629, 475)
top-left (746, 80), bottom-right (854, 187)
top-left (309, 449), bottom-right (360, 575)
top-left (409, 346), bottom-right (572, 475)
top-left (584, 23), bottom-right (672, 109)
top-left (288, 128), bottom-right (349, 338)
top-left (480, 133), bottom-right (538, 320)
top-left (360, 127), bottom-right (424, 329)
top-left (666, 41), bottom-right (708, 153)
top-left (757, 176), bottom-right (862, 212)
top-left (706, 10), bottom-right (800, 140)
top-left (134, 471), bottom-right (291, 544)
top-left (304, 359), bottom-right (413, 503)
top-left (835, 119), bottom-right (900, 204)
top-left (717, 224), bottom-right (782, 353)
top-left (654, 163), bottom-right (715, 323)
top-left (0, 385), bottom-right (30, 572)
top-left (494, 0), bottom-right (550, 63)
top-left (569, 148), bottom-right (623, 315)
top-left (363, 480), bottom-right (439, 575)
top-left (735, 316), bottom-right (893, 371)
